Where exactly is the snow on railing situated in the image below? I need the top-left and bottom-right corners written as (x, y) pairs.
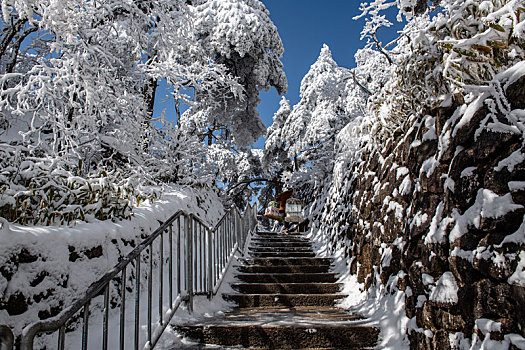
top-left (5, 203), bottom-right (257, 350)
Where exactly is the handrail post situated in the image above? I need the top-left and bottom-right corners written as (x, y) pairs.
top-left (0, 325), bottom-right (14, 350)
top-left (186, 215), bottom-right (194, 313)
top-left (207, 228), bottom-right (213, 299)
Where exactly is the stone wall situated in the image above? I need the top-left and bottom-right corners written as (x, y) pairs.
top-left (322, 75), bottom-right (525, 348)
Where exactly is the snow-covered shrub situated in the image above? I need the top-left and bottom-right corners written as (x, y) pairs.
top-left (360, 0), bottom-right (525, 137)
top-left (0, 144), bottom-right (160, 225)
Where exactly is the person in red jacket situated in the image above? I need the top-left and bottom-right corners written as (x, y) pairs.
top-left (275, 188), bottom-right (293, 230)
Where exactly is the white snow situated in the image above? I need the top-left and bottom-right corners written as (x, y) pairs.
top-left (508, 251), bottom-right (525, 287)
top-left (451, 247), bottom-right (475, 263)
top-left (0, 185), bottom-right (225, 341)
top-left (450, 189), bottom-right (523, 242)
top-left (421, 274), bottom-right (435, 286)
top-left (429, 272), bottom-right (459, 304)
top-left (421, 156), bottom-right (439, 177)
top-left (422, 116), bottom-right (437, 141)
top-left (381, 246), bottom-right (393, 267)
top-left (460, 167), bottom-right (477, 178)
top-left (496, 60), bottom-right (525, 90)
top-left (399, 175), bottom-right (412, 196)
top-left (499, 215), bottom-right (525, 246)
top-left (495, 150), bottom-right (525, 172)
top-left (444, 177), bottom-right (455, 192)
top-left (416, 295), bottom-right (427, 308)
top-left (509, 182), bottom-right (525, 191)
top-left (336, 270), bottom-right (410, 350)
top-left (396, 167), bottom-right (410, 180)
top-left (475, 318), bottom-right (502, 335)
top-left (411, 211), bottom-right (429, 229)
top-left (452, 95), bottom-right (488, 138)
top-left (425, 202), bottom-right (454, 244)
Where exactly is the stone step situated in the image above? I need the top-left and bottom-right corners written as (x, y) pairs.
top-left (251, 239), bottom-right (310, 245)
top-left (240, 257), bottom-right (332, 267)
top-left (176, 325), bottom-right (378, 349)
top-left (250, 241), bottom-right (312, 248)
top-left (236, 264), bottom-right (331, 274)
top-left (231, 282), bottom-right (342, 294)
top-left (249, 251), bottom-right (316, 258)
top-left (252, 235), bottom-right (308, 241)
top-left (252, 233), bottom-right (308, 240)
top-left (256, 231), bottom-right (305, 236)
top-left (224, 293), bottom-right (346, 307)
top-left (235, 273), bottom-right (337, 283)
top-left (249, 246), bottom-right (312, 252)
top-left (174, 307), bottom-right (378, 349)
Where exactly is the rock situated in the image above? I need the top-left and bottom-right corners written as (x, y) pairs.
top-left (511, 285), bottom-right (525, 337)
top-left (408, 330), bottom-right (433, 350)
top-left (422, 302), bottom-right (466, 331)
top-left (38, 303), bottom-right (63, 320)
top-left (324, 72), bottom-right (525, 349)
top-left (505, 75), bottom-right (525, 110)
top-left (18, 248), bottom-right (39, 264)
top-left (449, 255), bottom-right (482, 285)
top-left (29, 271), bottom-right (50, 287)
top-left (84, 245), bottom-right (103, 259)
top-left (68, 245), bottom-right (81, 262)
top-left (0, 292), bottom-right (28, 315)
top-left (69, 245), bottom-right (104, 262)
top-left (474, 130), bottom-right (521, 163)
top-left (432, 330), bottom-right (451, 350)
top-left (473, 280), bottom-right (514, 321)
top-left (453, 106), bottom-right (488, 148)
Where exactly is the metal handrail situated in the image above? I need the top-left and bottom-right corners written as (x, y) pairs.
top-left (0, 326), bottom-right (14, 350)
top-left (10, 202), bottom-right (257, 350)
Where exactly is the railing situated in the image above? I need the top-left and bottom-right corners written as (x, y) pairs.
top-left (0, 326), bottom-right (14, 350)
top-left (2, 203), bottom-right (257, 350)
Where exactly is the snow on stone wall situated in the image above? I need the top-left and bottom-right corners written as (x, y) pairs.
top-left (314, 63), bottom-right (525, 349)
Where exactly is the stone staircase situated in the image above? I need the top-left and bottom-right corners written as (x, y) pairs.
top-left (174, 231), bottom-right (379, 349)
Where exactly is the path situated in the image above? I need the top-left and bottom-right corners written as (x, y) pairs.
top-left (173, 231), bottom-right (379, 349)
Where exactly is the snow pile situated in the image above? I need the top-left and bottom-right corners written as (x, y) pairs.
top-left (0, 185), bottom-right (224, 338)
top-left (429, 272), bottom-right (458, 304)
top-left (449, 189), bottom-right (523, 242)
top-left (330, 250), bottom-right (410, 350)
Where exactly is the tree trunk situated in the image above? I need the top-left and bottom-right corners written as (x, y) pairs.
top-left (141, 77), bottom-right (158, 152)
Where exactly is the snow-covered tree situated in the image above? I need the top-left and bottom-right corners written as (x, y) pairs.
top-left (183, 0), bottom-right (287, 147)
top-left (263, 97), bottom-right (293, 175)
top-left (279, 45), bottom-right (354, 184)
top-left (0, 0), bottom-right (285, 224)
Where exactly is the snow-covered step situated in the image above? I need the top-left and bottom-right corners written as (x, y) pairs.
top-left (249, 241), bottom-right (312, 248)
top-left (236, 272), bottom-right (337, 283)
top-left (251, 235), bottom-right (309, 241)
top-left (237, 264), bottom-right (330, 274)
top-left (223, 293), bottom-right (346, 308)
top-left (240, 257), bottom-right (331, 266)
top-left (171, 231), bottom-right (378, 349)
top-left (231, 282), bottom-right (342, 294)
top-left (249, 251), bottom-right (316, 258)
top-left (174, 307), bottom-right (378, 349)
top-left (248, 246), bottom-right (313, 253)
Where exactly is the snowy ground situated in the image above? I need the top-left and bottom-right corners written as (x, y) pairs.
top-left (0, 185), bottom-right (225, 347)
